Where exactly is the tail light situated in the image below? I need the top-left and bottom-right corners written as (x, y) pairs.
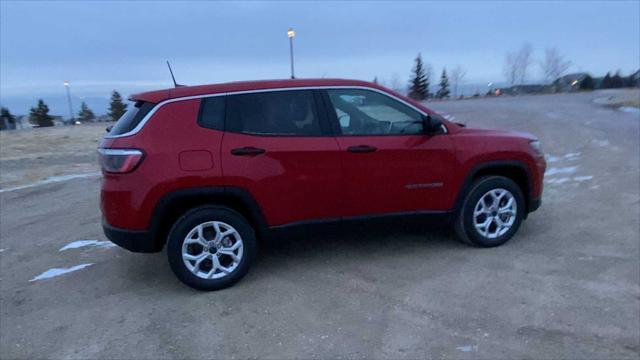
top-left (98, 148), bottom-right (144, 173)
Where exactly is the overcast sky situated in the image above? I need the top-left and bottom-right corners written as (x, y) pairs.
top-left (1, 1), bottom-right (639, 114)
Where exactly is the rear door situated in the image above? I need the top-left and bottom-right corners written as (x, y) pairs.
top-left (321, 88), bottom-right (456, 217)
top-left (220, 90), bottom-right (343, 226)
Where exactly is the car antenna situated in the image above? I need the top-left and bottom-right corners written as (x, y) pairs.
top-left (166, 61), bottom-right (185, 87)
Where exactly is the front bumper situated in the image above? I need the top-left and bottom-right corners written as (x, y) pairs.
top-left (528, 196), bottom-right (542, 213)
top-left (102, 219), bottom-right (161, 253)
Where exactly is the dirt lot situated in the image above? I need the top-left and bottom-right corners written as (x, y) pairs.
top-left (0, 89), bottom-right (639, 359)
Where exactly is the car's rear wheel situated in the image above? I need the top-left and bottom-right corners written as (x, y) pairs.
top-left (454, 176), bottom-right (525, 247)
top-left (167, 206), bottom-right (257, 290)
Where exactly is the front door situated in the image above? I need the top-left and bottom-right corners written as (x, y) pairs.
top-left (322, 88), bottom-right (456, 217)
top-left (221, 89), bottom-right (342, 226)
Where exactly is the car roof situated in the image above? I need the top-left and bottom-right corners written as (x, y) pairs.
top-left (130, 78), bottom-right (384, 103)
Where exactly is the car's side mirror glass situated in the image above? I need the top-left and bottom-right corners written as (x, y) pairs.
top-left (422, 114), bottom-right (442, 134)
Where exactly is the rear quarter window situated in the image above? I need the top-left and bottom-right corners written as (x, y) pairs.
top-left (108, 101), bottom-right (155, 136)
top-left (198, 96), bottom-right (226, 130)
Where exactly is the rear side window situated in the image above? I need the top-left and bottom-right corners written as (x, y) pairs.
top-left (109, 101), bottom-right (155, 136)
top-left (226, 90), bottom-right (322, 136)
top-left (198, 96), bottom-right (226, 130)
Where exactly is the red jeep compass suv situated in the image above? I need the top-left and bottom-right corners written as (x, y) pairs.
top-left (100, 79), bottom-right (545, 290)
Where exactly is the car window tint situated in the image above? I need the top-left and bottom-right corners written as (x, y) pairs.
top-left (226, 90), bottom-right (321, 136)
top-left (326, 89), bottom-right (423, 135)
top-left (109, 101), bottom-right (155, 136)
top-left (198, 96), bottom-right (226, 130)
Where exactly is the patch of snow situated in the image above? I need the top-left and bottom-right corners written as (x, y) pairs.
top-left (29, 263), bottom-right (93, 282)
top-left (546, 177), bottom-right (572, 185)
top-left (574, 175), bottom-right (593, 182)
top-left (0, 248), bottom-right (5, 253)
top-left (619, 106), bottom-right (640, 114)
top-left (0, 172), bottom-right (101, 193)
top-left (591, 139), bottom-right (609, 147)
top-left (545, 155), bottom-right (561, 163)
top-left (456, 345), bottom-right (478, 352)
top-left (546, 166), bottom-right (578, 176)
top-left (545, 112), bottom-right (560, 119)
top-left (59, 240), bottom-right (115, 251)
top-left (564, 152), bottom-right (581, 160)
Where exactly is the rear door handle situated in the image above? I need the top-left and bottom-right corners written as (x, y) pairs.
top-left (231, 147), bottom-right (266, 156)
top-left (347, 145), bottom-right (377, 153)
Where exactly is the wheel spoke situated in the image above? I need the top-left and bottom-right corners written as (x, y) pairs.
top-left (219, 249), bottom-right (240, 263)
top-left (183, 253), bottom-right (209, 273)
top-left (208, 256), bottom-right (222, 278)
top-left (498, 207), bottom-right (515, 215)
top-left (474, 217), bottom-right (492, 235)
top-left (184, 237), bottom-right (207, 246)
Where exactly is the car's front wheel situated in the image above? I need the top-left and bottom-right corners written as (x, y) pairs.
top-left (454, 176), bottom-right (525, 247)
top-left (167, 206), bottom-right (257, 291)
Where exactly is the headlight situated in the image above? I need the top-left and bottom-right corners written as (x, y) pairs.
top-left (529, 140), bottom-right (543, 155)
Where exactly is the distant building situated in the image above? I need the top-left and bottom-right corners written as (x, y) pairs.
top-left (554, 73), bottom-right (589, 92)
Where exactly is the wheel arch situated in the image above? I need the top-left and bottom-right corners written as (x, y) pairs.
top-left (148, 186), bottom-right (268, 250)
top-left (454, 160), bottom-right (532, 217)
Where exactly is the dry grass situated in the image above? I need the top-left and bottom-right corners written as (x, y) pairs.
top-left (0, 123), bottom-right (106, 189)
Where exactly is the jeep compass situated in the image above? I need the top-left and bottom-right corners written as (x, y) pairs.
top-left (99, 79), bottom-right (545, 290)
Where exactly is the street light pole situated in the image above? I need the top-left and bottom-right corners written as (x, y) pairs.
top-left (287, 28), bottom-right (295, 79)
top-left (63, 81), bottom-right (74, 123)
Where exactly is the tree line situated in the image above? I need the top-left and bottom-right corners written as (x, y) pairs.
top-left (1, 90), bottom-right (129, 128)
top-left (403, 53), bottom-right (463, 101)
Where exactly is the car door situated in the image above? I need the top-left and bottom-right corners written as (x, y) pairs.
top-left (220, 89), bottom-right (343, 226)
top-left (321, 88), bottom-right (457, 217)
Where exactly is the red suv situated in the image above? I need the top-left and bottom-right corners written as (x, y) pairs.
top-left (100, 79), bottom-right (545, 290)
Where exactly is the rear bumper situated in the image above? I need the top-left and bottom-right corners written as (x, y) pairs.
top-left (102, 219), bottom-right (160, 253)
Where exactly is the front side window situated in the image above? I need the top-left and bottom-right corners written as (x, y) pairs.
top-left (326, 89), bottom-right (424, 135)
top-left (226, 90), bottom-right (322, 136)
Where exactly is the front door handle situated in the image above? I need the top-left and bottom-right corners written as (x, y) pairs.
top-left (231, 147), bottom-right (266, 156)
top-left (347, 145), bottom-right (377, 153)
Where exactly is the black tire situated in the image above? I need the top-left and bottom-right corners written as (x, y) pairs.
top-left (167, 205), bottom-right (257, 291)
top-left (454, 176), bottom-right (525, 247)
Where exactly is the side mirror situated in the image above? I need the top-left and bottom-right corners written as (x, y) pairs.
top-left (422, 114), bottom-right (443, 134)
top-left (106, 125), bottom-right (113, 133)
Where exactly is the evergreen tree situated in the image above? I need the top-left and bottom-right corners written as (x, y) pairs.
top-left (408, 53), bottom-right (429, 100)
top-left (0, 107), bottom-right (16, 130)
top-left (77, 101), bottom-right (95, 122)
top-left (108, 90), bottom-right (127, 121)
top-left (29, 99), bottom-right (54, 127)
top-left (601, 72), bottom-right (612, 88)
top-left (436, 68), bottom-right (450, 99)
top-left (579, 75), bottom-right (594, 90)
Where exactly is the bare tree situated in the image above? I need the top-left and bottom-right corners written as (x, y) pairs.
top-left (450, 65), bottom-right (466, 98)
top-left (503, 43), bottom-right (533, 86)
top-left (540, 47), bottom-right (571, 84)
